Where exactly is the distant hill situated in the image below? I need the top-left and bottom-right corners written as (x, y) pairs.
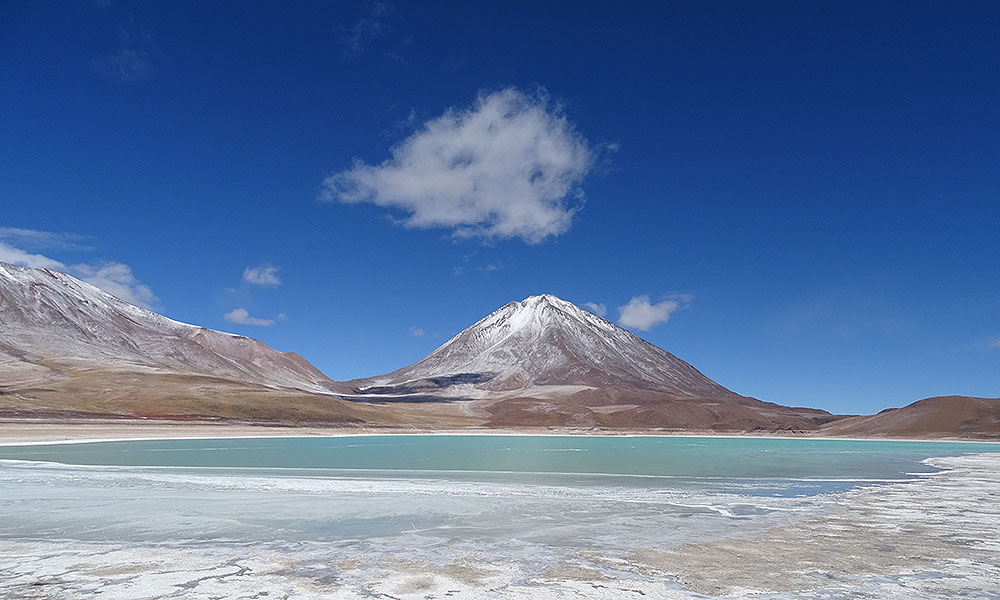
top-left (819, 396), bottom-right (1000, 438)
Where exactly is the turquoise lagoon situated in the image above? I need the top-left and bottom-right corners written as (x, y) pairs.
top-left (0, 436), bottom-right (996, 541)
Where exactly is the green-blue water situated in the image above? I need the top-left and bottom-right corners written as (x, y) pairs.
top-left (1, 435), bottom-right (994, 481)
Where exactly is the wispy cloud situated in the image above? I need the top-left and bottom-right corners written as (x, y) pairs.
top-left (91, 22), bottom-right (157, 82)
top-left (243, 264), bottom-right (281, 287)
top-left (453, 261), bottom-right (506, 277)
top-left (0, 229), bottom-right (158, 309)
top-left (954, 335), bottom-right (1000, 353)
top-left (224, 308), bottom-right (275, 327)
top-left (583, 302), bottom-right (607, 317)
top-left (0, 227), bottom-right (92, 252)
top-left (92, 48), bottom-right (152, 81)
top-left (336, 1), bottom-right (396, 59)
top-left (410, 326), bottom-right (425, 337)
top-left (323, 87), bottom-right (594, 244)
top-left (618, 294), bottom-right (692, 331)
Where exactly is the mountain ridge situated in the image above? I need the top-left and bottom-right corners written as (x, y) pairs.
top-left (0, 261), bottom-right (347, 395)
top-left (4, 261), bottom-right (992, 437)
top-left (0, 264), bottom-right (839, 430)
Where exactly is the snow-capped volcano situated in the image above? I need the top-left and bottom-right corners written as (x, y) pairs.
top-left (0, 261), bottom-right (344, 395)
top-left (353, 294), bottom-right (738, 400)
top-left (349, 294), bottom-right (843, 430)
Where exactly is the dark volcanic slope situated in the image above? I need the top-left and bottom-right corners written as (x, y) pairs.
top-left (820, 396), bottom-right (1000, 438)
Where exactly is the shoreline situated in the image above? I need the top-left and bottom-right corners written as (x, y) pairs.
top-left (1, 417), bottom-right (996, 446)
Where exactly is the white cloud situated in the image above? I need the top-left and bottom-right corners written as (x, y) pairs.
top-left (243, 264), bottom-right (281, 286)
top-left (583, 302), bottom-right (607, 317)
top-left (410, 326), bottom-right (425, 337)
top-left (324, 87), bottom-right (594, 244)
top-left (0, 241), bottom-right (67, 270)
top-left (224, 308), bottom-right (275, 327)
top-left (618, 294), bottom-right (691, 331)
top-left (72, 262), bottom-right (158, 309)
top-left (993, 339), bottom-right (1000, 349)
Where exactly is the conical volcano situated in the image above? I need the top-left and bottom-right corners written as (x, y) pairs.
top-left (348, 295), bottom-right (838, 430)
top-left (354, 294), bottom-right (737, 400)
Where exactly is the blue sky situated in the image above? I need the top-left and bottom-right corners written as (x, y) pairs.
top-left (2, 1), bottom-right (997, 414)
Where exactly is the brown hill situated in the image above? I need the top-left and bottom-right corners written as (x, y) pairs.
top-left (0, 368), bottom-right (478, 427)
top-left (819, 396), bottom-right (1000, 438)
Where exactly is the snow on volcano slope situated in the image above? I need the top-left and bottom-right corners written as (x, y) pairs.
top-left (0, 262), bottom-right (343, 395)
top-left (352, 294), bottom-right (738, 400)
